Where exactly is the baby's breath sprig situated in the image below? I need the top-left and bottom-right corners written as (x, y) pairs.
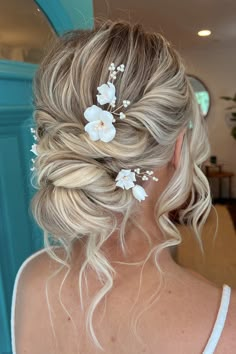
top-left (107, 63), bottom-right (129, 114)
top-left (30, 128), bottom-right (38, 171)
top-left (110, 100), bottom-right (131, 122)
top-left (134, 168), bottom-right (159, 182)
top-left (108, 63), bottom-right (125, 84)
top-left (30, 128), bottom-right (37, 141)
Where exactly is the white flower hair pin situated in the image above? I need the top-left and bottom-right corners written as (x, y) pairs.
top-left (84, 63), bottom-right (130, 143)
top-left (115, 168), bottom-right (158, 202)
top-left (30, 128), bottom-right (38, 171)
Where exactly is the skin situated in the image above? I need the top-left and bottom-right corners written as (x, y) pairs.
top-left (15, 131), bottom-right (236, 353)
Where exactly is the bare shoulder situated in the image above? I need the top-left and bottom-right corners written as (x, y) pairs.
top-left (13, 247), bottom-right (66, 354)
top-left (173, 267), bottom-right (236, 354)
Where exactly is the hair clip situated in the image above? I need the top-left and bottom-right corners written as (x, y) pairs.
top-left (30, 128), bottom-right (38, 171)
top-left (115, 168), bottom-right (158, 202)
top-left (84, 63), bottom-right (131, 143)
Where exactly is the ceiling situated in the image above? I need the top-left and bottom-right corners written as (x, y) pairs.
top-left (94, 0), bottom-right (236, 50)
top-left (0, 0), bottom-right (235, 51)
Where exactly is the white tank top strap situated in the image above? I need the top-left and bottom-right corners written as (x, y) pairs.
top-left (202, 284), bottom-right (231, 354)
top-left (11, 247), bottom-right (61, 354)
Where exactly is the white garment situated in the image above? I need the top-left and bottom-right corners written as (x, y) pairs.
top-left (202, 284), bottom-right (231, 354)
top-left (10, 249), bottom-right (232, 354)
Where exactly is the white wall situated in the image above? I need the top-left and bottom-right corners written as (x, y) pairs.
top-left (180, 46), bottom-right (236, 199)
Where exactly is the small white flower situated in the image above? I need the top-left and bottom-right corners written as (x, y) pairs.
top-left (110, 71), bottom-right (117, 78)
top-left (119, 112), bottom-right (126, 119)
top-left (117, 64), bottom-right (125, 72)
top-left (123, 100), bottom-right (131, 108)
top-left (115, 169), bottom-right (136, 190)
top-left (153, 177), bottom-right (159, 181)
top-left (110, 97), bottom-right (116, 108)
top-left (132, 185), bottom-right (148, 202)
top-left (84, 105), bottom-right (116, 143)
top-left (30, 128), bottom-right (38, 141)
top-left (109, 63), bottom-right (116, 71)
top-left (97, 82), bottom-right (116, 105)
top-left (30, 144), bottom-right (38, 156)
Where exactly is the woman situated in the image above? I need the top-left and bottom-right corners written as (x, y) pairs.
top-left (11, 20), bottom-right (236, 353)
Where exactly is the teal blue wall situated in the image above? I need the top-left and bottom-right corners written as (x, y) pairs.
top-left (0, 60), bottom-right (38, 353)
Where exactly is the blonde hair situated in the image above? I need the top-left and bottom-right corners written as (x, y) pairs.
top-left (31, 19), bottom-right (212, 351)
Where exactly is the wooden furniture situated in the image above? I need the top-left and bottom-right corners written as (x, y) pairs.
top-left (205, 164), bottom-right (235, 199)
